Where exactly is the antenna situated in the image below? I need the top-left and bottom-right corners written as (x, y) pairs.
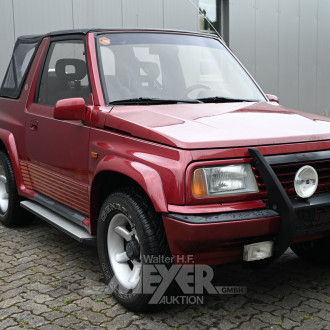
top-left (185, 0), bottom-right (223, 40)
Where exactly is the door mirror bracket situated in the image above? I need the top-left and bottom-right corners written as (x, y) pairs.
top-left (265, 94), bottom-right (279, 104)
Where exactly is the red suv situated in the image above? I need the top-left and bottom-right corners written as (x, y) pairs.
top-left (0, 29), bottom-right (329, 311)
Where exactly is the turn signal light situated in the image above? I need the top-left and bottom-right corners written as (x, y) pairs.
top-left (191, 168), bottom-right (207, 197)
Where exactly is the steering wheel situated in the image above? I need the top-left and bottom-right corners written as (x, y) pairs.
top-left (183, 84), bottom-right (211, 97)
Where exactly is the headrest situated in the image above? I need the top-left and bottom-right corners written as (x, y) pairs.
top-left (55, 59), bottom-right (87, 82)
top-left (139, 62), bottom-right (160, 81)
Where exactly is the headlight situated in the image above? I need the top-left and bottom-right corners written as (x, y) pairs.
top-left (192, 164), bottom-right (259, 197)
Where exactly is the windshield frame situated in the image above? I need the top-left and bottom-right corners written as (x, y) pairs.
top-left (95, 31), bottom-right (267, 106)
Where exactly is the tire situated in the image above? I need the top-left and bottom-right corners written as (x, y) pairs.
top-left (97, 188), bottom-right (169, 312)
top-left (0, 151), bottom-right (33, 227)
top-left (291, 238), bottom-right (330, 265)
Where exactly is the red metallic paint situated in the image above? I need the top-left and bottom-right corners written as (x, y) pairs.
top-left (86, 33), bottom-right (104, 106)
top-left (167, 200), bottom-right (266, 214)
top-left (20, 162), bottom-right (90, 215)
top-left (90, 154), bottom-right (168, 213)
top-left (54, 98), bottom-right (87, 121)
top-left (0, 130), bottom-right (34, 198)
top-left (25, 37), bottom-right (50, 111)
top-left (0, 30), bottom-right (330, 265)
top-left (105, 102), bottom-right (330, 149)
top-left (20, 162), bottom-right (33, 190)
top-left (25, 102), bottom-right (90, 183)
top-left (0, 38), bottom-right (49, 198)
top-left (163, 214), bottom-right (330, 265)
top-left (89, 127), bottom-right (191, 206)
top-left (82, 217), bottom-right (91, 233)
top-left (189, 140), bottom-right (330, 162)
top-left (89, 105), bottom-right (111, 128)
top-left (162, 215), bottom-right (281, 265)
top-left (265, 93), bottom-right (279, 103)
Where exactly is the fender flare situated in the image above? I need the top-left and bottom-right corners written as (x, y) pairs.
top-left (0, 129), bottom-right (30, 197)
top-left (92, 155), bottom-right (168, 213)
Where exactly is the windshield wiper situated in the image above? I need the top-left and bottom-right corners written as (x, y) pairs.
top-left (197, 96), bottom-right (260, 103)
top-left (109, 97), bottom-right (202, 105)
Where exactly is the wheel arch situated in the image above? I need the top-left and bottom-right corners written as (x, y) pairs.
top-left (0, 129), bottom-right (27, 196)
top-left (90, 157), bottom-right (168, 234)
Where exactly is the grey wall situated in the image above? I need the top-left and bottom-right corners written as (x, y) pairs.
top-left (229, 0), bottom-right (330, 116)
top-left (0, 0), bottom-right (199, 84)
top-left (2, 0), bottom-right (329, 117)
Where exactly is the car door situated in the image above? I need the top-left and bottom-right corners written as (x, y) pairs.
top-left (25, 37), bottom-right (91, 216)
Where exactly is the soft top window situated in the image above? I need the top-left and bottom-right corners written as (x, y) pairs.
top-left (0, 38), bottom-right (40, 99)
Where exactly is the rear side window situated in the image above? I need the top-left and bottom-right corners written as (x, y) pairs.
top-left (37, 40), bottom-right (91, 106)
top-left (0, 40), bottom-right (39, 98)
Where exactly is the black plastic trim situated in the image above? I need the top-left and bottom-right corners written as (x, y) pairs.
top-left (167, 208), bottom-right (279, 224)
top-left (17, 28), bottom-right (222, 44)
top-left (0, 38), bottom-right (42, 99)
top-left (265, 150), bottom-right (330, 165)
top-left (34, 193), bottom-right (86, 227)
top-left (291, 192), bottom-right (330, 211)
top-left (292, 193), bottom-right (330, 236)
top-left (249, 148), bottom-right (296, 259)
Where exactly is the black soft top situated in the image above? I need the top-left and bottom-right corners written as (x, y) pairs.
top-left (0, 29), bottom-right (121, 99)
top-left (17, 29), bottom-right (97, 42)
top-left (17, 28), bottom-right (216, 42)
top-left (1, 28), bottom-right (219, 99)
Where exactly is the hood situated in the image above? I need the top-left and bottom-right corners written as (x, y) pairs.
top-left (104, 102), bottom-right (330, 149)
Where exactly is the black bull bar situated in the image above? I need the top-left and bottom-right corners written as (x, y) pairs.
top-left (249, 148), bottom-right (330, 261)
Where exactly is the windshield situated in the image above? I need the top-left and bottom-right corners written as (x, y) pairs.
top-left (96, 33), bottom-right (266, 104)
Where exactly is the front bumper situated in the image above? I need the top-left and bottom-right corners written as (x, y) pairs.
top-left (163, 148), bottom-right (330, 265)
top-left (163, 210), bottom-right (281, 265)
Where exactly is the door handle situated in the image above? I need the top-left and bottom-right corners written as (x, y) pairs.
top-left (29, 120), bottom-right (38, 131)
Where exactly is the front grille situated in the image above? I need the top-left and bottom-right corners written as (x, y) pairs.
top-left (253, 157), bottom-right (330, 197)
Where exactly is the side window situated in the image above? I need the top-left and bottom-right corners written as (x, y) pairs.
top-left (0, 41), bottom-right (38, 98)
top-left (37, 40), bottom-right (90, 106)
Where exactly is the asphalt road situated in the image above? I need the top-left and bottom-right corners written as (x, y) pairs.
top-left (0, 217), bottom-right (329, 329)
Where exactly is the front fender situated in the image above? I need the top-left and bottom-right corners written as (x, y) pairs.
top-left (93, 155), bottom-right (168, 213)
top-left (0, 129), bottom-right (32, 197)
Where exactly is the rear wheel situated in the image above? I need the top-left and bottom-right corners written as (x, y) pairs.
top-left (0, 151), bottom-right (33, 227)
top-left (97, 188), bottom-right (169, 312)
top-left (290, 237), bottom-right (330, 264)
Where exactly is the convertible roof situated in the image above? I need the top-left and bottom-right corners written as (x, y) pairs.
top-left (17, 29), bottom-right (100, 42)
top-left (17, 28), bottom-right (220, 42)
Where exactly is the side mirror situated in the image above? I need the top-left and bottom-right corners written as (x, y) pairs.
top-left (54, 98), bottom-right (86, 121)
top-left (265, 94), bottom-right (279, 104)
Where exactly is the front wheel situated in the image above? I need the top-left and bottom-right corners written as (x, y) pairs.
top-left (97, 189), bottom-right (169, 312)
top-left (0, 151), bottom-right (33, 227)
top-left (291, 237), bottom-right (330, 264)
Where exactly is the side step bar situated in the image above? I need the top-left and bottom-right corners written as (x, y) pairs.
top-left (20, 200), bottom-right (96, 245)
